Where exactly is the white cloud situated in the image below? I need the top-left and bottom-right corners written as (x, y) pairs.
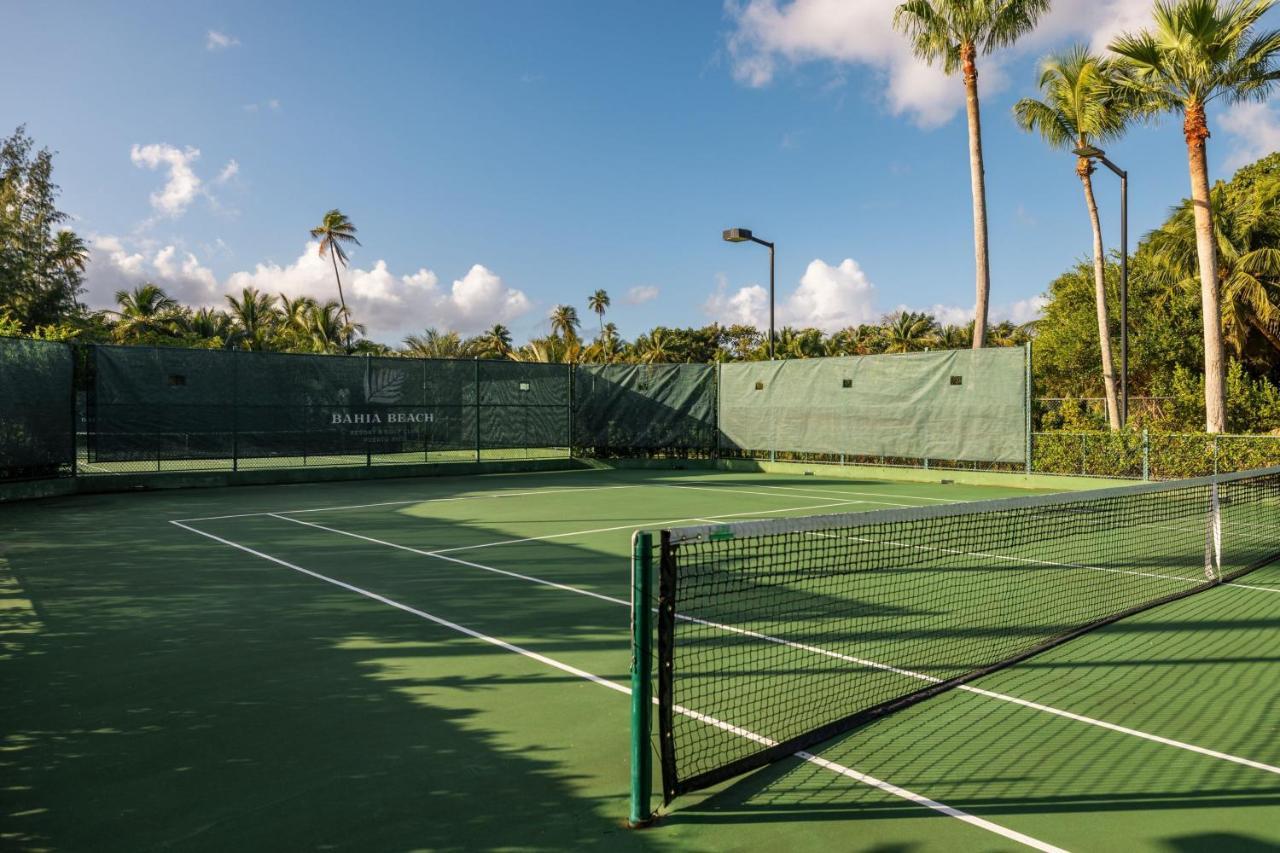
top-left (625, 285), bottom-right (660, 305)
top-left (243, 99), bottom-right (281, 113)
top-left (1219, 101), bottom-right (1280, 174)
top-left (215, 159), bottom-right (239, 184)
top-left (83, 236), bottom-right (533, 341)
top-left (130, 143), bottom-right (204, 217)
top-left (704, 258), bottom-right (876, 331)
top-left (705, 254), bottom-right (1045, 332)
top-left (206, 30), bottom-right (240, 51)
top-left (724, 0), bottom-right (1153, 127)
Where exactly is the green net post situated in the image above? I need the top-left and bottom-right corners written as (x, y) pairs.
top-left (628, 530), bottom-right (654, 827)
top-left (1024, 342), bottom-right (1033, 475)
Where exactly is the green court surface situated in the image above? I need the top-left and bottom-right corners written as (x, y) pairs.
top-left (2, 467), bottom-right (1278, 851)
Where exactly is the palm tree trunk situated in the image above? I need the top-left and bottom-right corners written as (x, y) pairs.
top-left (1185, 101), bottom-right (1226, 433)
top-left (962, 42), bottom-right (991, 350)
top-left (329, 250), bottom-right (351, 352)
top-left (1080, 166), bottom-right (1122, 431)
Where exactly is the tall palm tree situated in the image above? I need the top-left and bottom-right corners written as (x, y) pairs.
top-left (309, 300), bottom-right (364, 353)
top-left (587, 289), bottom-right (610, 338)
top-left (478, 324), bottom-right (514, 359)
top-left (937, 323), bottom-right (974, 349)
top-left (184, 307), bottom-right (234, 343)
top-left (633, 329), bottom-right (672, 364)
top-left (111, 283), bottom-right (180, 340)
top-left (881, 311), bottom-right (940, 352)
top-left (549, 304), bottom-right (580, 341)
top-left (1147, 176), bottom-right (1280, 356)
top-left (226, 286), bottom-right (279, 351)
top-left (1015, 46), bottom-right (1133, 430)
top-left (309, 209), bottom-right (361, 351)
top-left (1110, 0), bottom-right (1280, 432)
top-left (894, 0), bottom-right (1050, 349)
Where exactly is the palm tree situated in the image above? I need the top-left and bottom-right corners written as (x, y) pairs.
top-left (477, 324), bottom-right (514, 359)
top-left (403, 328), bottom-right (470, 359)
top-left (309, 300), bottom-right (364, 352)
top-left (51, 230), bottom-right (89, 281)
top-left (184, 307), bottom-right (234, 343)
top-left (937, 324), bottom-right (973, 349)
top-left (226, 286), bottom-right (279, 351)
top-left (112, 283), bottom-right (181, 339)
top-left (881, 311), bottom-right (940, 352)
top-left (1015, 46), bottom-right (1133, 430)
top-left (309, 209), bottom-right (361, 351)
top-left (894, 0), bottom-right (1050, 349)
top-left (587, 289), bottom-right (610, 337)
top-left (549, 304), bottom-right (580, 341)
top-left (1110, 0), bottom-right (1280, 432)
top-left (633, 329), bottom-right (673, 363)
top-left (1148, 176), bottom-right (1280, 356)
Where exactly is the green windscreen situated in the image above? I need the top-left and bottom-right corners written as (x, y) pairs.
top-left (0, 336), bottom-right (73, 479)
top-left (88, 346), bottom-right (568, 463)
top-left (718, 348), bottom-right (1028, 463)
top-left (573, 363), bottom-right (716, 454)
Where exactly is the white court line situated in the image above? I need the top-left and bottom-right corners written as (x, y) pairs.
top-left (426, 500), bottom-right (871, 556)
top-left (263, 513), bottom-right (1280, 778)
top-left (173, 483), bottom-right (637, 522)
top-left (168, 519), bottom-right (1064, 853)
top-left (745, 482), bottom-right (961, 503)
top-left (661, 482), bottom-right (919, 509)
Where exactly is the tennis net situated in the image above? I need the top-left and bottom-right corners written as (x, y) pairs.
top-left (651, 467), bottom-right (1280, 801)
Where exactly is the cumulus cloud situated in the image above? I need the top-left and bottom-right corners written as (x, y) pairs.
top-left (1219, 101), bottom-right (1280, 174)
top-left (625, 285), bottom-right (660, 305)
top-left (130, 143), bottom-right (204, 217)
top-left (706, 254), bottom-right (1045, 331)
top-left (83, 236), bottom-right (533, 341)
top-left (724, 0), bottom-right (1153, 127)
top-left (206, 30), bottom-right (240, 50)
top-left (705, 258), bottom-right (876, 331)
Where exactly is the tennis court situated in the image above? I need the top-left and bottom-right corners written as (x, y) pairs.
top-left (3, 465), bottom-right (1279, 851)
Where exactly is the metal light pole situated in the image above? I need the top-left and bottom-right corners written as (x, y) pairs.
top-left (723, 228), bottom-right (776, 360)
top-left (1073, 145), bottom-right (1129, 426)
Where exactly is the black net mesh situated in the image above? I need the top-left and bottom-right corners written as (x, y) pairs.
top-left (653, 468), bottom-right (1280, 801)
top-left (573, 364), bottom-right (715, 455)
top-left (0, 336), bottom-right (73, 480)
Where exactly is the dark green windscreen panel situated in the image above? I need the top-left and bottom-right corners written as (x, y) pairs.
top-left (0, 337), bottom-right (73, 479)
top-left (573, 363), bottom-right (715, 452)
top-left (718, 347), bottom-right (1027, 463)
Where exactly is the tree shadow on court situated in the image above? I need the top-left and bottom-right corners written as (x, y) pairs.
top-left (0, 501), bottom-right (674, 853)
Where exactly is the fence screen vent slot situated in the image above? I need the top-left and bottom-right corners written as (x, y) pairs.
top-left (167, 375), bottom-right (186, 387)
top-left (949, 375), bottom-right (963, 386)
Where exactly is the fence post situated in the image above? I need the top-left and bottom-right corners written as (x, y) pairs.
top-left (69, 344), bottom-right (78, 478)
top-left (1142, 428), bottom-right (1150, 481)
top-left (628, 531), bottom-right (654, 827)
top-left (474, 358), bottom-right (481, 463)
top-left (231, 350), bottom-right (239, 473)
top-left (1024, 342), bottom-right (1033, 475)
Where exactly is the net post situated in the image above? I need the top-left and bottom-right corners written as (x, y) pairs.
top-left (628, 530), bottom-right (655, 827)
top-left (1024, 342), bottom-right (1032, 475)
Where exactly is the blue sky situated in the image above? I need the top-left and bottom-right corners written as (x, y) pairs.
top-left (4, 0), bottom-right (1278, 344)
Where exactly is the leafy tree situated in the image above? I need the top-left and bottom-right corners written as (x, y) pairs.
top-left (1015, 46), bottom-right (1134, 429)
top-left (587, 289), bottom-right (610, 337)
top-left (881, 311), bottom-right (939, 352)
top-left (226, 287), bottom-right (279, 351)
top-left (477, 324), bottom-right (514, 359)
top-left (0, 126), bottom-right (86, 327)
top-left (1110, 0), bottom-right (1280, 432)
top-left (309, 209), bottom-right (361, 351)
top-left (403, 328), bottom-right (472, 359)
top-left (894, 0), bottom-right (1050, 348)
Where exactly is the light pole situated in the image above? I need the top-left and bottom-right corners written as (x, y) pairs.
top-left (722, 227), bottom-right (776, 360)
top-left (1073, 145), bottom-right (1129, 426)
